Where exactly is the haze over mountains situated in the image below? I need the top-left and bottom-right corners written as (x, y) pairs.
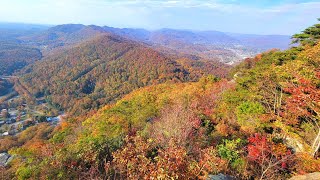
top-left (0, 23), bottom-right (292, 76)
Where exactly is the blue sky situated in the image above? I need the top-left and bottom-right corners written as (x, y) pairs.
top-left (0, 0), bottom-right (319, 35)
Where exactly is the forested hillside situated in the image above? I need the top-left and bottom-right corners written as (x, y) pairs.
top-left (1, 21), bottom-right (320, 179)
top-left (0, 42), bottom-right (42, 75)
top-left (18, 34), bottom-right (229, 115)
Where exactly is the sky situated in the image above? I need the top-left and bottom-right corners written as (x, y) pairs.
top-left (0, 0), bottom-right (319, 35)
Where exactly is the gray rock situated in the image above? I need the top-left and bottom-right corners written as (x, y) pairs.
top-left (208, 174), bottom-right (234, 180)
top-left (0, 153), bottom-right (11, 167)
top-left (5, 155), bottom-right (14, 166)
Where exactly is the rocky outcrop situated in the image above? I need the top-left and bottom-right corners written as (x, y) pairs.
top-left (284, 136), bottom-right (306, 153)
top-left (289, 172), bottom-right (320, 180)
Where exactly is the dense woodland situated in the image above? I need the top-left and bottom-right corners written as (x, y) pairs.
top-left (1, 20), bottom-right (320, 179)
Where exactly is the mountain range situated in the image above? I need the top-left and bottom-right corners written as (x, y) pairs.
top-left (0, 23), bottom-right (293, 114)
top-left (0, 23), bottom-right (292, 76)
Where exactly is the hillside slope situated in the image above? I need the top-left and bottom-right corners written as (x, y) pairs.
top-left (18, 34), bottom-right (229, 115)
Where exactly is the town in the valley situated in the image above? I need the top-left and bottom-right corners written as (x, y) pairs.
top-left (0, 107), bottom-right (63, 137)
top-left (0, 77), bottom-right (64, 137)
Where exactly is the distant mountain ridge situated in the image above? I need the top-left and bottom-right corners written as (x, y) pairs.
top-left (101, 25), bottom-right (291, 64)
top-left (19, 24), bottom-right (107, 53)
top-left (102, 26), bottom-right (291, 48)
top-left (16, 23), bottom-right (291, 63)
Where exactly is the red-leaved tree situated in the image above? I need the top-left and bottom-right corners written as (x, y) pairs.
top-left (247, 134), bottom-right (294, 180)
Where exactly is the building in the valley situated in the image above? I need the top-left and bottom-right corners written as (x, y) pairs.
top-left (1, 109), bottom-right (10, 119)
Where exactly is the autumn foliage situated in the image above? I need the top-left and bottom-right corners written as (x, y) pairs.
top-left (2, 19), bottom-right (320, 180)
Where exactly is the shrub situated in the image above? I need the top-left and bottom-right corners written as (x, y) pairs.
top-left (236, 101), bottom-right (265, 127)
top-left (217, 138), bottom-right (245, 172)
